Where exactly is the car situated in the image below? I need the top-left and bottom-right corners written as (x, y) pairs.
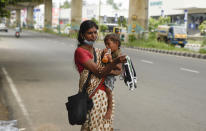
top-left (0, 23), bottom-right (8, 32)
top-left (63, 26), bottom-right (71, 34)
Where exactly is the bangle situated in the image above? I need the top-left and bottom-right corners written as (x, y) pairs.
top-left (97, 66), bottom-right (104, 75)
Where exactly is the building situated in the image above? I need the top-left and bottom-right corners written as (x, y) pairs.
top-left (149, 0), bottom-right (206, 34)
top-left (82, 3), bottom-right (128, 24)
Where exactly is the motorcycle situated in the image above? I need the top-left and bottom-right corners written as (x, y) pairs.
top-left (15, 27), bottom-right (21, 38)
top-left (15, 31), bottom-right (20, 38)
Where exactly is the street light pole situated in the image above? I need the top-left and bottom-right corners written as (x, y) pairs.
top-left (58, 0), bottom-right (61, 34)
top-left (99, 0), bottom-right (101, 39)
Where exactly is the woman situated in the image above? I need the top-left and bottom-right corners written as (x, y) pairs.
top-left (74, 20), bottom-right (126, 131)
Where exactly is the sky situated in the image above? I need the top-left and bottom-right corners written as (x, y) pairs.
top-left (52, 0), bottom-right (206, 12)
top-left (52, 0), bottom-right (129, 9)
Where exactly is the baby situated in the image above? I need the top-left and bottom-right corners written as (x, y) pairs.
top-left (102, 34), bottom-right (122, 119)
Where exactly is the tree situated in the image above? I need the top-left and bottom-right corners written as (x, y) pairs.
top-left (106, 0), bottom-right (121, 10)
top-left (60, 1), bottom-right (71, 9)
top-left (118, 16), bottom-right (127, 27)
top-left (100, 24), bottom-right (108, 32)
top-left (149, 18), bottom-right (159, 32)
top-left (91, 17), bottom-right (99, 25)
top-left (198, 20), bottom-right (206, 35)
top-left (149, 16), bottom-right (171, 32)
top-left (0, 1), bottom-right (10, 18)
top-left (158, 16), bottom-right (171, 25)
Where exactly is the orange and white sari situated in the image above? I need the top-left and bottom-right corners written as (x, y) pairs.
top-left (79, 48), bottom-right (114, 131)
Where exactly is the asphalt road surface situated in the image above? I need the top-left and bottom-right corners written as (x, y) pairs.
top-left (0, 29), bottom-right (206, 131)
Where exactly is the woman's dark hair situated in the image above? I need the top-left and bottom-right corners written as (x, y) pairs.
top-left (77, 20), bottom-right (98, 47)
top-left (104, 33), bottom-right (121, 48)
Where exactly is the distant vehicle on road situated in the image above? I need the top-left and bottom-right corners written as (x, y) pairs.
top-left (0, 23), bottom-right (8, 32)
top-left (63, 26), bottom-right (71, 34)
top-left (113, 26), bottom-right (127, 41)
top-left (34, 24), bottom-right (43, 30)
top-left (15, 27), bottom-right (21, 38)
top-left (157, 25), bottom-right (187, 47)
top-left (105, 23), bottom-right (118, 32)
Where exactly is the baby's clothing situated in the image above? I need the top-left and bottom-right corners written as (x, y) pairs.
top-left (104, 49), bottom-right (121, 91)
top-left (104, 75), bottom-right (116, 91)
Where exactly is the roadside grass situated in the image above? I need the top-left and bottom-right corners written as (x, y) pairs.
top-left (187, 40), bottom-right (203, 46)
top-left (199, 48), bottom-right (206, 54)
top-left (199, 37), bottom-right (206, 54)
top-left (202, 37), bottom-right (206, 47)
top-left (122, 38), bottom-right (195, 53)
top-left (24, 28), bottom-right (206, 54)
top-left (23, 28), bottom-right (78, 38)
top-left (187, 37), bottom-right (206, 46)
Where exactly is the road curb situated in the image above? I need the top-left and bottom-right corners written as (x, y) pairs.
top-left (123, 46), bottom-right (206, 60)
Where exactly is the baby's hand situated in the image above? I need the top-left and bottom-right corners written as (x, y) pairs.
top-left (108, 54), bottom-right (112, 63)
top-left (103, 48), bottom-right (108, 55)
top-left (114, 55), bottom-right (126, 64)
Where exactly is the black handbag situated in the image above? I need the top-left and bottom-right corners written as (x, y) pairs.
top-left (65, 48), bottom-right (97, 125)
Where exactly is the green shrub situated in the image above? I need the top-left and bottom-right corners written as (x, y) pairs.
top-left (123, 38), bottom-right (193, 52)
top-left (91, 18), bottom-right (99, 25)
top-left (199, 48), bottom-right (206, 54)
top-left (128, 34), bottom-right (137, 42)
top-left (68, 32), bottom-right (78, 39)
top-left (43, 28), bottom-right (53, 33)
top-left (202, 37), bottom-right (206, 47)
top-left (149, 16), bottom-right (171, 32)
top-left (148, 32), bottom-right (156, 40)
top-left (198, 21), bottom-right (206, 34)
top-left (100, 24), bottom-right (108, 32)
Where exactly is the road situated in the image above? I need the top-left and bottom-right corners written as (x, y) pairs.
top-left (0, 29), bottom-right (206, 131)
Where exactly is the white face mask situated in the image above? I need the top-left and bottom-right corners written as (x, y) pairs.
top-left (84, 39), bottom-right (95, 45)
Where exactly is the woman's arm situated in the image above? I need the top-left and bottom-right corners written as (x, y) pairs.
top-left (82, 56), bottom-right (125, 78)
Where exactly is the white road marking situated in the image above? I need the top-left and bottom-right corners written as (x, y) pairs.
top-left (180, 67), bottom-right (199, 74)
top-left (141, 59), bottom-right (154, 64)
top-left (19, 128), bottom-right (26, 131)
top-left (1, 67), bottom-right (33, 130)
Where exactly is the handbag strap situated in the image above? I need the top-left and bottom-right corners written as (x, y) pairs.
top-left (82, 48), bottom-right (97, 93)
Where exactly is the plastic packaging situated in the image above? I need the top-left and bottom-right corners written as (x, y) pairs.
top-left (0, 120), bottom-right (19, 131)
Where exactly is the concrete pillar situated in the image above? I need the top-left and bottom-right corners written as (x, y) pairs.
top-left (27, 6), bottom-right (34, 29)
top-left (71, 0), bottom-right (82, 31)
top-left (16, 9), bottom-right (21, 27)
top-left (44, 0), bottom-right (52, 29)
top-left (128, 0), bottom-right (149, 33)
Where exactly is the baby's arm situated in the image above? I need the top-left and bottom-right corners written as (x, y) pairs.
top-left (109, 63), bottom-right (122, 76)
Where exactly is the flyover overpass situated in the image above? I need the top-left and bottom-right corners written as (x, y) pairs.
top-left (4, 0), bottom-right (148, 32)
top-left (5, 0), bottom-right (51, 29)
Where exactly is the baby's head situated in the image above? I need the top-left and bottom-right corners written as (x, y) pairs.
top-left (104, 34), bottom-right (121, 53)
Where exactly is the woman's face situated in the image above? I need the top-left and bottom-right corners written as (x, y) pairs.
top-left (105, 39), bottom-right (119, 53)
top-left (84, 27), bottom-right (98, 41)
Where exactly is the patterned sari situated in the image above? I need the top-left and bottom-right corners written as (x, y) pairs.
top-left (79, 48), bottom-right (114, 131)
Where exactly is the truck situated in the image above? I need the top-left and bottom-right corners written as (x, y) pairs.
top-left (157, 25), bottom-right (187, 47)
top-left (113, 26), bottom-right (127, 41)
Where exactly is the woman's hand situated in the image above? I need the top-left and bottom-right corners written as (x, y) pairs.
top-left (113, 55), bottom-right (126, 64)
